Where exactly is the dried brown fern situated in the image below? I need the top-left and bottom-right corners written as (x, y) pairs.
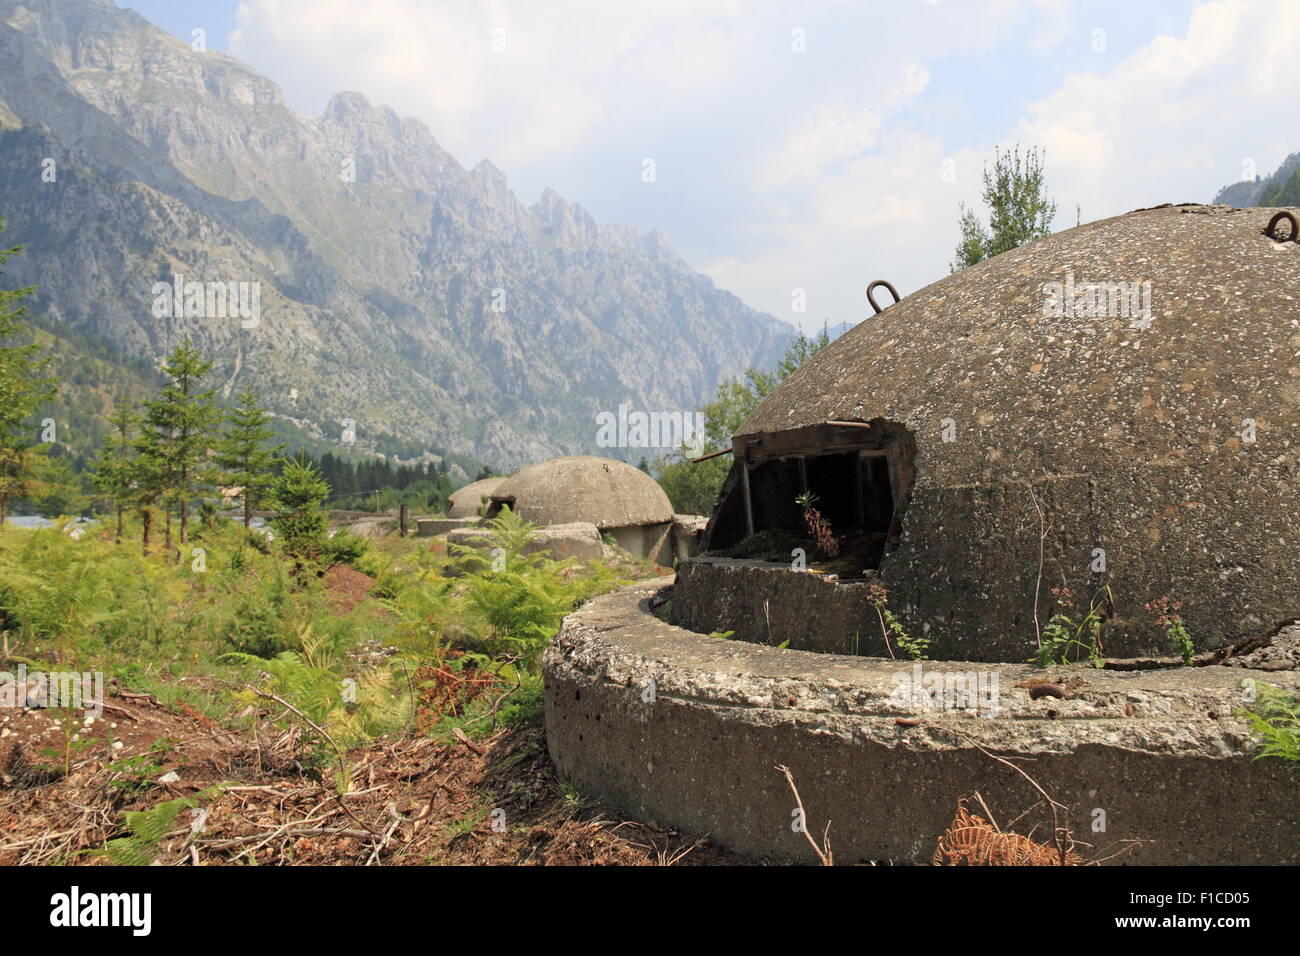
top-left (933, 797), bottom-right (1084, 866)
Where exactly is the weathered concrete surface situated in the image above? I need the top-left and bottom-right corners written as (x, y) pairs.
top-left (448, 521), bottom-right (604, 564)
top-left (1223, 623), bottom-right (1300, 671)
top-left (337, 517), bottom-right (397, 538)
top-left (544, 578), bottom-right (1300, 865)
top-left (673, 557), bottom-right (884, 654)
top-left (489, 456), bottom-right (672, 529)
top-left (711, 205), bottom-right (1300, 659)
top-left (447, 478), bottom-right (505, 518)
top-left (526, 523), bottom-right (605, 562)
top-left (416, 516), bottom-right (479, 537)
top-left (671, 514), bottom-right (708, 561)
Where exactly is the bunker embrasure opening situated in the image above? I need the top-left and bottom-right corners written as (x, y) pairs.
top-left (704, 419), bottom-right (915, 577)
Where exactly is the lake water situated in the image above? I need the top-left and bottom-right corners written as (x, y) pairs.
top-left (3, 516), bottom-right (99, 530)
top-left (3, 515), bottom-right (269, 537)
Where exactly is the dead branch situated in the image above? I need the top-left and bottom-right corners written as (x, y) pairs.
top-left (775, 764), bottom-right (833, 866)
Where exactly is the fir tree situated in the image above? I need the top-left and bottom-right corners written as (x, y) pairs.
top-left (270, 456), bottom-right (332, 567)
top-left (135, 342), bottom-right (220, 548)
top-left (0, 220), bottom-right (55, 524)
top-left (215, 388), bottom-right (284, 528)
top-left (28, 452), bottom-right (88, 517)
top-left (90, 402), bottom-right (137, 543)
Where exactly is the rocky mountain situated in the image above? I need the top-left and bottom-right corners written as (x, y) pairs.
top-left (1213, 152), bottom-right (1300, 207)
top-left (0, 0), bottom-right (793, 468)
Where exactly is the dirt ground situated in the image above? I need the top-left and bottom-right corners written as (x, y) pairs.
top-left (0, 691), bottom-right (744, 866)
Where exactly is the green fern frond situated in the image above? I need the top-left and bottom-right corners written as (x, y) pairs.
top-left (103, 787), bottom-right (221, 866)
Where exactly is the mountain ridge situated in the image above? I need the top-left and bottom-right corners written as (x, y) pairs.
top-left (1212, 151), bottom-right (1300, 208)
top-left (0, 0), bottom-right (794, 468)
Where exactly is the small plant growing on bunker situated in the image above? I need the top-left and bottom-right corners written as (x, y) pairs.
top-left (654, 598), bottom-right (672, 622)
top-left (1032, 586), bottom-right (1108, 668)
top-left (795, 491), bottom-right (839, 558)
top-left (1237, 682), bottom-right (1299, 765)
top-left (867, 583), bottom-right (927, 660)
top-left (1145, 596), bottom-right (1194, 665)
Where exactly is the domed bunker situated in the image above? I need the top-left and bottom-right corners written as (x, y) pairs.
top-left (677, 204), bottom-right (1300, 662)
top-left (486, 455), bottom-right (675, 562)
top-left (542, 206), bottom-right (1300, 864)
top-left (447, 477), bottom-right (505, 518)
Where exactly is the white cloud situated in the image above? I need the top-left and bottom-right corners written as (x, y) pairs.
top-left (231, 0), bottom-right (749, 168)
top-left (760, 63), bottom-right (930, 187)
top-left (1028, 0), bottom-right (1072, 52)
top-left (225, 0), bottom-right (1299, 336)
top-left (1017, 0), bottom-right (1296, 218)
top-left (732, 0), bottom-right (1300, 330)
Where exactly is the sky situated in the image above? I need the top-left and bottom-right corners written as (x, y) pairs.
top-left (120, 0), bottom-right (1298, 333)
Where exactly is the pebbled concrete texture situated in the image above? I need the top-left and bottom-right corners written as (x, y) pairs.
top-left (713, 206), bottom-right (1300, 659)
top-left (544, 578), bottom-right (1300, 865)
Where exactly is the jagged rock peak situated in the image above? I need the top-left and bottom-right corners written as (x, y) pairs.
top-left (323, 91), bottom-right (373, 120)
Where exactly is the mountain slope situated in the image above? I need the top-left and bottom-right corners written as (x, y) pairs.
top-left (1212, 152), bottom-right (1300, 208)
top-left (0, 0), bottom-right (793, 467)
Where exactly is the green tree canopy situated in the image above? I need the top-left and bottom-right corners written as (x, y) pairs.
top-left (270, 456), bottom-right (332, 567)
top-left (27, 452), bottom-right (89, 517)
top-left (90, 401), bottom-right (138, 542)
top-left (951, 144), bottom-right (1059, 271)
top-left (656, 327), bottom-right (831, 516)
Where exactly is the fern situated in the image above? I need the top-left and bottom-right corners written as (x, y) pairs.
top-left (448, 505), bottom-right (547, 574)
top-left (1239, 683), bottom-right (1300, 765)
top-left (103, 788), bottom-right (220, 865)
top-left (218, 650), bottom-right (342, 724)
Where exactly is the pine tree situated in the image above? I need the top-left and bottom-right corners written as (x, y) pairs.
top-left (0, 220), bottom-right (55, 525)
top-left (215, 388), bottom-right (284, 528)
top-left (135, 342), bottom-right (220, 548)
top-left (90, 402), bottom-right (137, 543)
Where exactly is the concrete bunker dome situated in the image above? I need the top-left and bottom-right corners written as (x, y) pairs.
top-left (694, 204), bottom-right (1300, 661)
top-left (447, 477), bottom-right (505, 518)
top-left (487, 455), bottom-right (675, 560)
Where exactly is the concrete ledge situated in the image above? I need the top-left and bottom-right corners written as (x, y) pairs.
top-left (416, 516), bottom-right (480, 536)
top-left (673, 556), bottom-right (883, 654)
top-left (543, 577), bottom-right (1299, 865)
top-left (447, 521), bottom-right (605, 565)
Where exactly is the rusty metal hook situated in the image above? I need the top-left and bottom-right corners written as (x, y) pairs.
top-left (866, 280), bottom-right (900, 315)
top-left (1264, 211), bottom-right (1299, 243)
